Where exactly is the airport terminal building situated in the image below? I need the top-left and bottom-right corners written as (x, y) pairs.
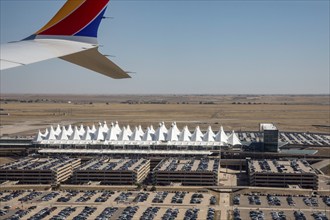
top-left (25, 121), bottom-right (330, 158)
top-left (33, 121), bottom-right (241, 149)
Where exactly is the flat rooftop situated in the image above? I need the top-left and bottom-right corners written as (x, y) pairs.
top-left (260, 123), bottom-right (277, 131)
top-left (249, 159), bottom-right (317, 174)
top-left (79, 158), bottom-right (149, 172)
top-left (0, 157), bottom-right (79, 171)
top-left (155, 158), bottom-right (218, 172)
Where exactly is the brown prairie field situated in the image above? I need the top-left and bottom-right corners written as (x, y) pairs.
top-left (0, 94), bottom-right (329, 137)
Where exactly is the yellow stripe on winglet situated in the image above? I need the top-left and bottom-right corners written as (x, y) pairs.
top-left (36, 0), bottom-right (85, 34)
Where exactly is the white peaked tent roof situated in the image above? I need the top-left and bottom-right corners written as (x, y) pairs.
top-left (160, 122), bottom-right (168, 133)
top-left (55, 124), bottom-right (61, 135)
top-left (58, 126), bottom-right (69, 140)
top-left (70, 126), bottom-right (81, 140)
top-left (126, 125), bottom-right (133, 136)
top-left (97, 122), bottom-right (103, 131)
top-left (203, 126), bottom-right (215, 142)
top-left (138, 125), bottom-right (144, 134)
top-left (142, 127), bottom-right (154, 141)
top-left (149, 125), bottom-right (155, 133)
top-left (114, 121), bottom-right (121, 134)
top-left (91, 124), bottom-right (97, 133)
top-left (82, 126), bottom-right (93, 140)
top-left (178, 126), bottom-right (192, 141)
top-left (33, 130), bottom-right (43, 142)
top-left (43, 128), bottom-right (49, 137)
top-left (215, 126), bottom-right (228, 143)
top-left (166, 122), bottom-right (180, 141)
top-left (130, 126), bottom-right (142, 141)
top-left (34, 121), bottom-right (239, 146)
top-left (227, 130), bottom-right (242, 146)
top-left (46, 126), bottom-right (57, 140)
top-left (67, 125), bottom-right (73, 136)
top-left (102, 121), bottom-right (109, 133)
top-left (154, 123), bottom-right (167, 141)
top-left (191, 126), bottom-right (203, 141)
top-left (105, 125), bottom-right (118, 141)
top-left (118, 127), bottom-right (130, 141)
top-left (78, 124), bottom-right (85, 135)
top-left (94, 124), bottom-right (106, 141)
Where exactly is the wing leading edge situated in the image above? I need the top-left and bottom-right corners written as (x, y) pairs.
top-left (0, 0), bottom-right (131, 79)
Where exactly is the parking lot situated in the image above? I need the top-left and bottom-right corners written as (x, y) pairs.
top-left (232, 193), bottom-right (330, 220)
top-left (233, 208), bottom-right (329, 220)
top-left (0, 190), bottom-right (218, 220)
top-left (237, 131), bottom-right (330, 146)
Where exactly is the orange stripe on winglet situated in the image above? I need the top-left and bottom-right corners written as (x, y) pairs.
top-left (36, 0), bottom-right (85, 34)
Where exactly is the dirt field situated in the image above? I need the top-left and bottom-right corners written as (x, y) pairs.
top-left (0, 94), bottom-right (329, 137)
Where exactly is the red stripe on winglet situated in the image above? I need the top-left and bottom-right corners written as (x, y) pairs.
top-left (39, 0), bottom-right (109, 36)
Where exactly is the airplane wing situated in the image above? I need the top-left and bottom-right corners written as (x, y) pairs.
top-left (61, 47), bottom-right (131, 79)
top-left (0, 0), bottom-right (131, 79)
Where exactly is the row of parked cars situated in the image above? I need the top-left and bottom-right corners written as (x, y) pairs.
top-left (152, 191), bottom-right (168, 203)
top-left (250, 210), bottom-right (265, 220)
top-left (0, 191), bottom-right (23, 202)
top-left (28, 207), bottom-right (57, 220)
top-left (171, 192), bottom-right (186, 204)
top-left (19, 192), bottom-right (42, 202)
top-left (303, 197), bottom-right (319, 207)
top-left (75, 190), bottom-right (97, 202)
top-left (287, 195), bottom-right (295, 206)
top-left (312, 212), bottom-right (328, 220)
top-left (323, 196), bottom-right (330, 206)
top-left (72, 206), bottom-right (96, 220)
top-left (234, 193), bottom-right (330, 207)
top-left (134, 192), bottom-right (149, 203)
top-left (40, 192), bottom-right (59, 202)
top-left (50, 207), bottom-right (76, 220)
top-left (267, 194), bottom-right (281, 206)
top-left (190, 193), bottom-right (203, 204)
top-left (183, 208), bottom-right (199, 220)
top-left (294, 211), bottom-right (306, 220)
top-left (233, 208), bottom-right (241, 220)
top-left (114, 192), bottom-right (132, 203)
top-left (271, 211), bottom-right (286, 220)
top-left (235, 209), bottom-right (328, 220)
top-left (4, 206), bottom-right (37, 220)
top-left (207, 208), bottom-right (215, 220)
top-left (95, 191), bottom-right (115, 203)
top-left (248, 195), bottom-right (261, 205)
top-left (118, 206), bottom-right (139, 220)
top-left (162, 208), bottom-right (179, 220)
top-left (96, 207), bottom-right (118, 220)
top-left (140, 207), bottom-right (160, 220)
top-left (57, 190), bottom-right (79, 202)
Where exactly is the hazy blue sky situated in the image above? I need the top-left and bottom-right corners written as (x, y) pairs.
top-left (0, 0), bottom-right (329, 94)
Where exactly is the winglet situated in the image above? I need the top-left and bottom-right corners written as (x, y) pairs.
top-left (30, 0), bottom-right (109, 44)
